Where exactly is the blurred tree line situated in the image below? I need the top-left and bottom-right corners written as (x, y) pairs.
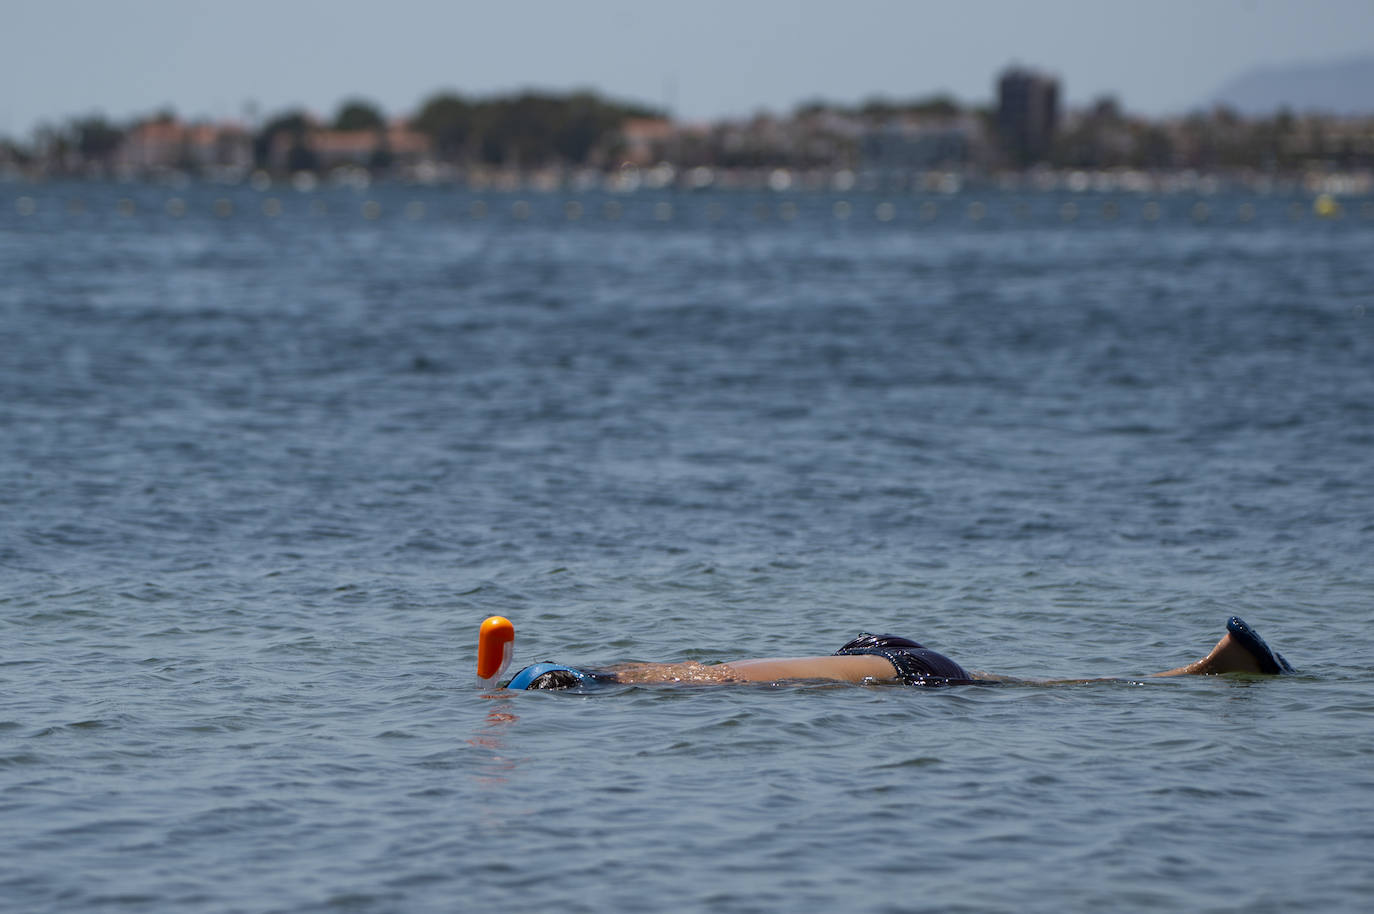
top-left (250, 90), bottom-right (660, 170)
top-left (9, 114), bottom-right (134, 171)
top-left (1050, 97), bottom-right (1372, 171)
top-left (794, 93), bottom-right (968, 122)
top-left (796, 93), bottom-right (1374, 172)
top-left (4, 90), bottom-right (660, 174)
top-left (410, 90), bottom-right (660, 166)
top-left (6, 89), bottom-right (1372, 177)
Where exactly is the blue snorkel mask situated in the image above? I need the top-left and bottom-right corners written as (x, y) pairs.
top-left (507, 663), bottom-right (605, 690)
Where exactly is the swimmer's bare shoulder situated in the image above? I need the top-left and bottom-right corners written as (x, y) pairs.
top-left (606, 661), bottom-right (739, 684)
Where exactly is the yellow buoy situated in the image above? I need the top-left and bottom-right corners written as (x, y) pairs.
top-left (1314, 194), bottom-right (1341, 218)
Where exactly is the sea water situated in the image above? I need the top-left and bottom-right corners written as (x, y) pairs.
top-left (2, 183), bottom-right (1373, 912)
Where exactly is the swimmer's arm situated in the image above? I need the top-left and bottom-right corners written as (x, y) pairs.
top-left (604, 655), bottom-right (898, 684)
top-left (720, 655), bottom-right (898, 683)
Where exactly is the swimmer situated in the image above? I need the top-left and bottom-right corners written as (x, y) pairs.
top-left (481, 616), bottom-right (1294, 690)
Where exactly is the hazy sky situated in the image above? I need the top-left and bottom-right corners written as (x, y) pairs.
top-left (3, 0), bottom-right (1372, 136)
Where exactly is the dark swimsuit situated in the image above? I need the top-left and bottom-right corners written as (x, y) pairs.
top-left (833, 632), bottom-right (980, 686)
top-left (1226, 616), bottom-right (1294, 674)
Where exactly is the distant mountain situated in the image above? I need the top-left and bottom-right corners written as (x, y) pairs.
top-left (1207, 54), bottom-right (1374, 116)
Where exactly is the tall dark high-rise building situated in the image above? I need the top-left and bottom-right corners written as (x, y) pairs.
top-left (997, 67), bottom-right (1060, 165)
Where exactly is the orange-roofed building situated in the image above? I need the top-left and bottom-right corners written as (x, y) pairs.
top-left (116, 119), bottom-right (251, 173)
top-left (269, 120), bottom-right (434, 172)
top-left (618, 118), bottom-right (676, 166)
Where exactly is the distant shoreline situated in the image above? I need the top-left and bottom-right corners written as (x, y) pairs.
top-left (4, 163), bottom-right (1370, 199)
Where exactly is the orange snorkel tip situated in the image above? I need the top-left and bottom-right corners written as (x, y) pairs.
top-left (477, 615), bottom-right (515, 687)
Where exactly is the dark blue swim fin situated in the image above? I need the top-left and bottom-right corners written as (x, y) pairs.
top-left (1226, 617), bottom-right (1294, 675)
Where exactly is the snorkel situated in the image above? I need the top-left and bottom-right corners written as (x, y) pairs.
top-left (476, 615), bottom-right (515, 689)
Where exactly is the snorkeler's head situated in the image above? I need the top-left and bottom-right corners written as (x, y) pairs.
top-left (507, 663), bottom-right (596, 690)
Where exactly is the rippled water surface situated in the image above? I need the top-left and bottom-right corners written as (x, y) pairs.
top-left (3, 183), bottom-right (1373, 912)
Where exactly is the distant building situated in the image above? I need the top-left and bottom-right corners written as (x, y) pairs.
top-left (115, 119), bottom-right (252, 174)
top-left (998, 67), bottom-right (1060, 165)
top-left (616, 118), bottom-right (677, 166)
top-left (267, 121), bottom-right (433, 173)
top-left (860, 117), bottom-right (983, 174)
